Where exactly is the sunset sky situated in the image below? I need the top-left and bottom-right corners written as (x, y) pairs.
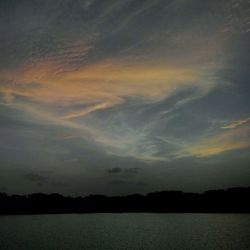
top-left (0, 0), bottom-right (250, 195)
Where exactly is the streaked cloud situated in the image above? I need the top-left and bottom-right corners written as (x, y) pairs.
top-left (0, 51), bottom-right (218, 162)
top-left (221, 117), bottom-right (250, 129)
top-left (56, 133), bottom-right (77, 140)
top-left (0, 57), bottom-right (213, 106)
top-left (182, 126), bottom-right (250, 158)
top-left (1, 0), bottom-right (250, 194)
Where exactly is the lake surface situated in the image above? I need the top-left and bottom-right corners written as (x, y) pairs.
top-left (0, 213), bottom-right (249, 250)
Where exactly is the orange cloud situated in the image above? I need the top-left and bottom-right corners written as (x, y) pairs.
top-left (221, 117), bottom-right (250, 129)
top-left (0, 56), bottom-right (214, 109)
top-left (61, 101), bottom-right (120, 120)
top-left (181, 126), bottom-right (250, 157)
top-left (0, 49), bottom-right (219, 161)
top-left (56, 133), bottom-right (77, 140)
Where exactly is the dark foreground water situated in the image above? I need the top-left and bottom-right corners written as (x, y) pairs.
top-left (0, 213), bottom-right (249, 250)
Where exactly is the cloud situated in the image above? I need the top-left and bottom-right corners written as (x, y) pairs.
top-left (24, 173), bottom-right (48, 186)
top-left (2, 93), bottom-right (14, 104)
top-left (107, 167), bottom-right (140, 174)
top-left (221, 117), bottom-right (250, 129)
top-left (56, 133), bottom-right (77, 140)
top-left (181, 126), bottom-right (250, 158)
top-left (0, 0), bottom-right (250, 195)
top-left (0, 57), bottom-right (212, 106)
top-left (0, 49), bottom-right (218, 162)
top-left (107, 167), bottom-right (123, 174)
top-left (0, 0), bottom-right (243, 164)
top-left (124, 168), bottom-right (140, 174)
top-left (61, 101), bottom-right (119, 120)
top-left (109, 180), bottom-right (146, 186)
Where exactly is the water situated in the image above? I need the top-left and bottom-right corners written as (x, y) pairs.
top-left (0, 213), bottom-right (249, 250)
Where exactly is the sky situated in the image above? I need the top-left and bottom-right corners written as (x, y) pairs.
top-left (0, 0), bottom-right (250, 195)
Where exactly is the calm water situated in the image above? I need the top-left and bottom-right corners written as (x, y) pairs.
top-left (0, 213), bottom-right (249, 250)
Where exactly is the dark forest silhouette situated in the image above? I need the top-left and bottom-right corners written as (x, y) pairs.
top-left (0, 187), bottom-right (249, 215)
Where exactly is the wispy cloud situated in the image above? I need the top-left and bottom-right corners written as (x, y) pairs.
top-left (1, 0), bottom-right (250, 194)
top-left (221, 117), bottom-right (250, 129)
top-left (181, 126), bottom-right (250, 158)
top-left (61, 101), bottom-right (121, 120)
top-left (1, 0), bottom-right (245, 164)
top-left (56, 133), bottom-right (77, 140)
top-left (0, 57), bottom-right (212, 106)
top-left (0, 51), bottom-right (219, 162)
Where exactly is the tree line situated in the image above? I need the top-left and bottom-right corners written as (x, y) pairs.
top-left (0, 187), bottom-right (249, 214)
